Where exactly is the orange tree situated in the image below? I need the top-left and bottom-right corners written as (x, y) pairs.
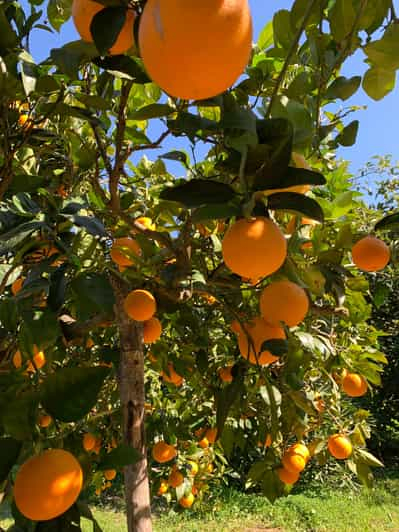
top-left (0, 0), bottom-right (398, 531)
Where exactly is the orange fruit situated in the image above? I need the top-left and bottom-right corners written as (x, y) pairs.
top-left (110, 237), bottom-right (141, 267)
top-left (83, 433), bottom-right (96, 452)
top-left (13, 346), bottom-right (46, 372)
top-left (352, 236), bottom-right (390, 272)
top-left (72, 0), bottom-right (136, 55)
top-left (152, 441), bottom-right (177, 463)
top-left (198, 437), bottom-right (209, 449)
top-left (191, 485), bottom-right (199, 495)
top-left (230, 320), bottom-right (242, 334)
top-left (93, 437), bottom-right (102, 455)
top-left (157, 479), bottom-right (168, 495)
top-left (259, 434), bottom-right (273, 448)
top-left (143, 317), bottom-right (162, 344)
top-left (287, 443), bottom-right (310, 463)
top-left (162, 363), bottom-right (183, 386)
top-left (179, 492), bottom-right (194, 509)
top-left (13, 449), bottom-right (83, 521)
top-left (11, 277), bottom-right (24, 295)
top-left (187, 461), bottom-right (198, 476)
top-left (260, 280), bottom-right (309, 328)
top-left (134, 216), bottom-right (156, 231)
top-left (277, 467), bottom-right (300, 485)
top-left (168, 469), bottom-right (184, 488)
top-left (104, 469), bottom-right (116, 481)
top-left (342, 373), bottom-right (368, 397)
top-left (218, 365), bottom-right (233, 383)
top-left (206, 463), bottom-right (214, 474)
top-left (237, 316), bottom-right (286, 365)
top-left (86, 338), bottom-right (94, 349)
top-left (327, 434), bottom-right (352, 459)
top-left (282, 452), bottom-right (306, 474)
top-left (139, 0), bottom-right (252, 100)
top-left (205, 428), bottom-right (218, 444)
top-left (38, 415), bottom-right (52, 428)
top-left (222, 217), bottom-right (287, 280)
top-left (124, 289), bottom-right (156, 321)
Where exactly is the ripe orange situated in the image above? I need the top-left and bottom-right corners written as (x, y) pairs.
top-left (83, 432), bottom-right (96, 452)
top-left (287, 443), bottom-right (310, 463)
top-left (352, 235), bottom-right (390, 272)
top-left (162, 363), bottom-right (183, 386)
top-left (72, 0), bottom-right (136, 55)
top-left (11, 277), bottom-right (24, 296)
top-left (13, 449), bottom-right (83, 521)
top-left (205, 427), bottom-right (218, 444)
top-left (260, 280), bottom-right (309, 327)
top-left (282, 451), bottom-right (306, 474)
top-left (110, 237), bottom-right (141, 267)
top-left (198, 437), bottom-right (209, 449)
top-left (342, 373), bottom-right (368, 397)
top-left (92, 437), bottom-right (102, 455)
top-left (38, 415), bottom-right (52, 428)
top-left (259, 434), bottom-right (273, 448)
top-left (237, 316), bottom-right (286, 365)
top-left (134, 216), bottom-right (156, 231)
top-left (218, 365), bottom-right (233, 383)
top-left (124, 289), bottom-right (156, 321)
top-left (222, 217), bottom-right (287, 280)
top-left (152, 441), bottom-right (177, 463)
top-left (179, 492), bottom-right (194, 509)
top-left (139, 0), bottom-right (252, 100)
top-left (277, 467), bottom-right (300, 485)
top-left (157, 479), bottom-right (168, 495)
top-left (13, 346), bottom-right (46, 373)
top-left (230, 320), bottom-right (242, 334)
top-left (104, 469), bottom-right (116, 481)
top-left (143, 317), bottom-right (162, 344)
top-left (327, 434), bottom-right (352, 459)
top-left (168, 468), bottom-right (184, 488)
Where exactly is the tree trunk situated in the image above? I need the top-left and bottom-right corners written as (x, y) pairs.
top-left (111, 277), bottom-right (152, 532)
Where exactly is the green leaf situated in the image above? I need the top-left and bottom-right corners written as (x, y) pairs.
top-left (50, 41), bottom-right (98, 79)
top-left (0, 8), bottom-right (18, 50)
top-left (267, 192), bottom-right (324, 223)
top-left (41, 367), bottom-right (110, 422)
top-left (93, 56), bottom-right (151, 83)
top-left (2, 391), bottom-right (39, 440)
top-left (0, 221), bottom-right (48, 255)
top-left (329, 0), bottom-right (357, 43)
top-left (99, 445), bottom-right (141, 470)
top-left (19, 51), bottom-right (37, 96)
top-left (263, 470), bottom-right (284, 502)
top-left (364, 24), bottom-right (399, 71)
top-left (167, 111), bottom-right (217, 141)
top-left (273, 10), bottom-right (295, 50)
top-left (19, 309), bottom-right (61, 349)
top-left (375, 211), bottom-right (399, 231)
top-left (362, 67), bottom-right (396, 101)
top-left (47, 0), bottom-right (72, 31)
top-left (216, 368), bottom-right (245, 436)
top-left (336, 120), bottom-right (359, 147)
top-left (191, 203), bottom-right (241, 223)
top-left (355, 461), bottom-right (374, 488)
top-left (0, 438), bottom-right (22, 482)
top-left (325, 76), bottom-right (361, 101)
top-left (257, 21), bottom-right (274, 50)
top-left (48, 264), bottom-right (68, 312)
top-left (69, 215), bottom-right (107, 237)
top-left (160, 180), bottom-right (236, 208)
top-left (356, 448), bottom-right (384, 468)
top-left (129, 104), bottom-right (175, 120)
top-left (255, 167), bottom-right (326, 191)
top-left (260, 339), bottom-right (288, 356)
top-left (71, 273), bottom-right (115, 320)
top-left (90, 7), bottom-right (127, 56)
top-left (160, 151), bottom-right (190, 168)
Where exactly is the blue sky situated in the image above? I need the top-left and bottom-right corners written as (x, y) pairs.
top-left (26, 0), bottom-right (398, 177)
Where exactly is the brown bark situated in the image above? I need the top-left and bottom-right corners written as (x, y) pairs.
top-left (111, 276), bottom-right (152, 532)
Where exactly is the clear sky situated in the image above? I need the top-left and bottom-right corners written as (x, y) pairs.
top-left (25, 0), bottom-right (398, 177)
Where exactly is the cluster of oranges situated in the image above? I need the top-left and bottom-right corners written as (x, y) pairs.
top-left (72, 0), bottom-right (253, 101)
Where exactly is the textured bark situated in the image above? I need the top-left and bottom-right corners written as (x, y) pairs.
top-left (111, 276), bottom-right (152, 532)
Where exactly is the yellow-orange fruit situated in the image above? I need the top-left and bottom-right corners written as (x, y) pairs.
top-left (110, 237), bottom-right (141, 267)
top-left (13, 346), bottom-right (46, 372)
top-left (352, 236), bottom-right (390, 272)
top-left (230, 320), bottom-right (242, 334)
top-left (168, 469), bottom-right (184, 488)
top-left (162, 363), bottom-right (183, 386)
top-left (198, 437), bottom-right (209, 449)
top-left (282, 452), bottom-right (306, 474)
top-left (260, 280), bottom-right (309, 328)
top-left (327, 434), bottom-right (352, 459)
top-left (206, 463), bottom-right (214, 474)
top-left (139, 0), bottom-right (253, 100)
top-left (72, 0), bottom-right (135, 55)
top-left (277, 467), bottom-right (300, 485)
top-left (157, 479), bottom-right (168, 495)
top-left (104, 469), bottom-right (116, 481)
top-left (218, 365), bottom-right (233, 383)
top-left (13, 449), bottom-right (83, 521)
top-left (222, 217), bottom-right (287, 280)
top-left (124, 289), bottom-right (156, 321)
top-left (11, 277), bottom-right (24, 295)
top-left (38, 415), bottom-right (52, 428)
top-left (287, 443), bottom-right (310, 463)
top-left (179, 492), bottom-right (194, 508)
top-left (187, 461), bottom-right (199, 476)
top-left (258, 434), bottom-right (273, 448)
top-left (152, 441), bottom-right (177, 463)
top-left (143, 317), bottom-right (162, 344)
top-left (237, 317), bottom-right (286, 365)
top-left (342, 373), bottom-right (368, 397)
top-left (134, 216), bottom-right (155, 231)
top-left (93, 437), bottom-right (102, 455)
top-left (205, 427), bottom-right (218, 444)
top-left (83, 432), bottom-right (96, 452)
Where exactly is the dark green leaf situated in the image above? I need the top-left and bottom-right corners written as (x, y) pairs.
top-left (216, 366), bottom-right (245, 436)
top-left (336, 120), bottom-right (359, 147)
top-left (160, 180), bottom-right (236, 208)
top-left (0, 8), bottom-right (18, 50)
top-left (260, 339), bottom-right (288, 356)
top-left (253, 118), bottom-right (293, 183)
top-left (191, 203), bottom-right (241, 223)
top-left (255, 167), bottom-right (326, 191)
top-left (363, 67), bottom-right (396, 100)
top-left (267, 192), bottom-right (324, 223)
top-left (273, 10), bottom-right (295, 50)
top-left (50, 41), bottom-right (98, 79)
top-left (48, 264), bottom-right (68, 312)
top-left (41, 367), bottom-right (110, 422)
top-left (99, 445), bottom-right (141, 470)
top-left (375, 212), bottom-right (399, 231)
top-left (0, 438), bottom-right (22, 482)
top-left (2, 391), bottom-right (39, 440)
top-left (93, 55), bottom-right (150, 83)
top-left (129, 104), bottom-right (175, 120)
top-left (47, 0), bottom-right (72, 31)
top-left (329, 0), bottom-right (357, 43)
top-left (90, 7), bottom-right (127, 56)
top-left (70, 215), bottom-right (107, 237)
top-left (71, 273), bottom-right (115, 319)
top-left (160, 151), bottom-right (190, 168)
top-left (262, 469), bottom-right (285, 502)
top-left (325, 76), bottom-right (361, 101)
top-left (19, 309), bottom-right (61, 349)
